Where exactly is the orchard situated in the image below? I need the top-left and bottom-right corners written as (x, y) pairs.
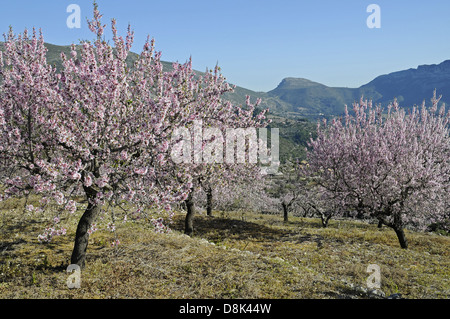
top-left (1, 3), bottom-right (449, 279)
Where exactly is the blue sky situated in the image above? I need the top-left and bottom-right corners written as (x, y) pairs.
top-left (1, 0), bottom-right (450, 92)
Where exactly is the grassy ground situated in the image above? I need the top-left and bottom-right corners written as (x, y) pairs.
top-left (0, 197), bottom-right (449, 299)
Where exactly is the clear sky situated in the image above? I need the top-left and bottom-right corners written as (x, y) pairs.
top-left (1, 0), bottom-right (450, 92)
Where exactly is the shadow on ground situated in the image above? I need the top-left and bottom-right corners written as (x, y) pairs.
top-left (172, 214), bottom-right (288, 241)
top-left (171, 213), bottom-right (329, 247)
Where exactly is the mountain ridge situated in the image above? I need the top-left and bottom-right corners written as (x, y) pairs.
top-left (270, 60), bottom-right (450, 118)
top-left (360, 59), bottom-right (450, 107)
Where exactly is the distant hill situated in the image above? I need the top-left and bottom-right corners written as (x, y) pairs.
top-left (268, 61), bottom-right (450, 119)
top-left (360, 60), bottom-right (450, 107)
top-left (267, 78), bottom-right (363, 118)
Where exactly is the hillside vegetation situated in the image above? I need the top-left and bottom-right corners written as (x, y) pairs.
top-left (1, 197), bottom-right (448, 299)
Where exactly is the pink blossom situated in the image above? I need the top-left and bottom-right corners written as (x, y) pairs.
top-left (134, 167), bottom-right (148, 175)
top-left (87, 223), bottom-right (98, 235)
top-left (65, 200), bottom-right (77, 214)
top-left (84, 174), bottom-right (93, 187)
top-left (111, 239), bottom-right (120, 247)
top-left (69, 172), bottom-right (81, 180)
top-left (119, 150), bottom-right (129, 161)
top-left (96, 176), bottom-right (109, 188)
top-left (107, 222), bottom-right (116, 232)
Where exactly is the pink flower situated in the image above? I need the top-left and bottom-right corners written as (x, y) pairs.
top-left (107, 222), bottom-right (116, 232)
top-left (87, 223), bottom-right (98, 235)
top-left (119, 150), bottom-right (129, 161)
top-left (96, 176), bottom-right (109, 188)
top-left (134, 167), bottom-right (148, 175)
top-left (69, 172), bottom-right (81, 180)
top-left (157, 153), bottom-right (165, 163)
top-left (159, 140), bottom-right (169, 153)
top-left (65, 200), bottom-right (77, 214)
top-left (84, 174), bottom-right (93, 187)
top-left (111, 239), bottom-right (120, 247)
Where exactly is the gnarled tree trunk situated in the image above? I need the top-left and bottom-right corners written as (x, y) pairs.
top-left (70, 187), bottom-right (100, 269)
top-left (393, 225), bottom-right (408, 249)
top-left (320, 212), bottom-right (332, 228)
top-left (185, 193), bottom-right (196, 236)
top-left (282, 203), bottom-right (289, 223)
top-left (393, 212), bottom-right (408, 249)
top-left (206, 186), bottom-right (213, 217)
top-left (378, 211), bottom-right (408, 249)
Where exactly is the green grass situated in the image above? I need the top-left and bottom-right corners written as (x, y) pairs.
top-left (0, 198), bottom-right (448, 299)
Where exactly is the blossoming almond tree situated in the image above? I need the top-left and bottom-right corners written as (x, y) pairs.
top-left (304, 94), bottom-right (450, 248)
top-left (195, 162), bottom-right (268, 217)
top-left (0, 4), bottom-right (267, 267)
top-left (172, 104), bottom-right (270, 235)
top-left (265, 160), bottom-right (304, 223)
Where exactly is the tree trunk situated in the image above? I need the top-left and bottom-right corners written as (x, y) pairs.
top-left (70, 189), bottom-right (100, 269)
top-left (392, 212), bottom-right (408, 249)
top-left (282, 203), bottom-right (289, 223)
top-left (377, 220), bottom-right (383, 228)
top-left (206, 187), bottom-right (213, 217)
top-left (393, 226), bottom-right (408, 249)
top-left (185, 193), bottom-right (195, 236)
top-left (321, 213), bottom-right (331, 228)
